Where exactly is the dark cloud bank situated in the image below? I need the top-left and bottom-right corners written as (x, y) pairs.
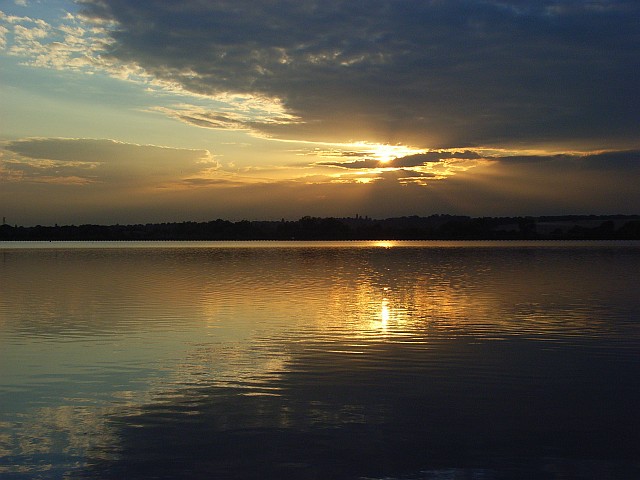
top-left (79, 0), bottom-right (640, 149)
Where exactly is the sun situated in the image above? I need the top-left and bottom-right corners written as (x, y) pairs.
top-left (364, 143), bottom-right (427, 164)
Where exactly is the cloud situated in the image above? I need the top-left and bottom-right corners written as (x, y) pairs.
top-left (149, 103), bottom-right (299, 134)
top-left (180, 178), bottom-right (241, 187)
top-left (579, 150), bottom-right (640, 171)
top-left (432, 149), bottom-right (640, 213)
top-left (2, 138), bottom-right (217, 186)
top-left (311, 148), bottom-right (640, 212)
top-left (0, 24), bottom-right (9, 49)
top-left (492, 149), bottom-right (640, 171)
top-left (71, 0), bottom-right (640, 149)
top-left (374, 169), bottom-right (437, 186)
top-left (319, 159), bottom-right (382, 170)
top-left (1, 8), bottom-right (304, 130)
top-left (0, 11), bottom-right (114, 73)
top-left (319, 150), bottom-right (483, 169)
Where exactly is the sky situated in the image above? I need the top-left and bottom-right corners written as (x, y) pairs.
top-left (1, 0), bottom-right (639, 226)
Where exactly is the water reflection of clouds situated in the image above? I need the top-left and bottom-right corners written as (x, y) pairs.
top-left (0, 405), bottom-right (119, 476)
top-left (2, 245), bottom-right (640, 477)
top-left (173, 341), bottom-right (290, 396)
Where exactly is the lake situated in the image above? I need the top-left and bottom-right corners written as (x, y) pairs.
top-left (1, 241), bottom-right (639, 479)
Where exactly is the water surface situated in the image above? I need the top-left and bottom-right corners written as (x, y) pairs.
top-left (1, 241), bottom-right (639, 479)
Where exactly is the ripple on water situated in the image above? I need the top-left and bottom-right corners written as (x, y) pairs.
top-left (1, 242), bottom-right (639, 478)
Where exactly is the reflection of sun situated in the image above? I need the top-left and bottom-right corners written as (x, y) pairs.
top-left (374, 241), bottom-right (396, 248)
top-left (381, 298), bottom-right (390, 326)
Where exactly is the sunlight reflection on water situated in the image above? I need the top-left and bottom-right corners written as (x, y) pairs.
top-left (1, 241), bottom-right (639, 479)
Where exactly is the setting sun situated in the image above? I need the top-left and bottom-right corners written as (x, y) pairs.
top-left (361, 143), bottom-right (427, 164)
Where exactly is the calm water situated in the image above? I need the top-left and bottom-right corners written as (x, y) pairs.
top-left (1, 241), bottom-right (639, 479)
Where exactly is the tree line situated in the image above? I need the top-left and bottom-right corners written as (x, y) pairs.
top-left (1, 215), bottom-right (639, 241)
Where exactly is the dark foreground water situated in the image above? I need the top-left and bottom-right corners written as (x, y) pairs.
top-left (1, 241), bottom-right (639, 479)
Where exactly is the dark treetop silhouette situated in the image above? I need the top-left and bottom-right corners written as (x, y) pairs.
top-left (1, 215), bottom-right (639, 241)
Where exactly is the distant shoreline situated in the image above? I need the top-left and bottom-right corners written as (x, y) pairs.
top-left (1, 214), bottom-right (639, 241)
